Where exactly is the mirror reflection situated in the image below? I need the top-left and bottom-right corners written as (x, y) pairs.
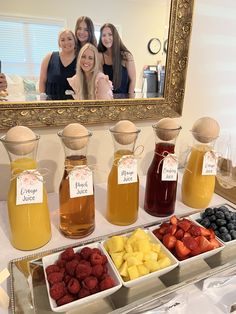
top-left (1, 0), bottom-right (171, 102)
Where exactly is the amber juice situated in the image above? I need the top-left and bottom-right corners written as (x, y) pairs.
top-left (59, 155), bottom-right (95, 238)
top-left (106, 150), bottom-right (139, 226)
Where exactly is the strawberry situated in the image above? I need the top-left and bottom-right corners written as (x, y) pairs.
top-left (183, 232), bottom-right (191, 238)
top-left (175, 240), bottom-right (191, 259)
top-left (178, 219), bottom-right (191, 232)
top-left (170, 215), bottom-right (178, 225)
top-left (189, 247), bottom-right (202, 256)
top-left (189, 224), bottom-right (201, 237)
top-left (199, 227), bottom-right (211, 237)
top-left (158, 223), bottom-right (170, 235)
top-left (175, 229), bottom-right (184, 240)
top-left (152, 229), bottom-right (163, 240)
top-left (166, 224), bottom-right (177, 236)
top-left (209, 238), bottom-right (220, 249)
top-left (208, 229), bottom-right (216, 240)
top-left (182, 236), bottom-right (198, 251)
top-left (198, 236), bottom-right (213, 253)
top-left (163, 234), bottom-right (177, 250)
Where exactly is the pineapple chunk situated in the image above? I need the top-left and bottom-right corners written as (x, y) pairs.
top-left (107, 236), bottom-right (124, 253)
top-left (124, 242), bottom-right (133, 253)
top-left (156, 256), bottom-right (171, 269)
top-left (110, 252), bottom-right (124, 269)
top-left (119, 261), bottom-right (128, 277)
top-left (137, 264), bottom-right (150, 276)
top-left (158, 250), bottom-right (168, 259)
top-left (127, 265), bottom-right (140, 280)
top-left (131, 228), bottom-right (148, 240)
top-left (143, 251), bottom-right (158, 261)
top-left (151, 243), bottom-right (161, 253)
top-left (144, 260), bottom-right (161, 272)
top-left (133, 239), bottom-right (151, 253)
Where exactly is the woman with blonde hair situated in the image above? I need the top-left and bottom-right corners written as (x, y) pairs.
top-left (39, 29), bottom-right (77, 100)
top-left (68, 43), bottom-right (113, 100)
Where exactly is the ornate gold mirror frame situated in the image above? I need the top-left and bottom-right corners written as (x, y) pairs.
top-left (0, 0), bottom-right (194, 130)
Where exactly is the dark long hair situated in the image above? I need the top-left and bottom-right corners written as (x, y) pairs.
top-left (75, 16), bottom-right (97, 53)
top-left (97, 23), bottom-right (131, 90)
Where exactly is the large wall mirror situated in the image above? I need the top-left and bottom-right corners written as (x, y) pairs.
top-left (0, 0), bottom-right (194, 130)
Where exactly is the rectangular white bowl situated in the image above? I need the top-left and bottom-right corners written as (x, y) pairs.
top-left (42, 242), bottom-right (122, 313)
top-left (149, 221), bottom-right (225, 266)
top-left (189, 203), bottom-right (236, 246)
top-left (102, 229), bottom-right (179, 288)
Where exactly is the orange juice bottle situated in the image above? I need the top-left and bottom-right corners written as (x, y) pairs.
top-left (106, 120), bottom-right (141, 225)
top-left (181, 117), bottom-right (220, 209)
top-left (1, 128), bottom-right (51, 250)
top-left (58, 124), bottom-right (95, 238)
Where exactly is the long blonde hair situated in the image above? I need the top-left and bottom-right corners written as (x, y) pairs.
top-left (75, 43), bottom-right (100, 99)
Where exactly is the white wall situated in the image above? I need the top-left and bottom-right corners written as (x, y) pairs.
top-left (0, 0), bottom-right (236, 200)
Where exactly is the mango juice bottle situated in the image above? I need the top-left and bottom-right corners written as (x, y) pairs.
top-left (181, 117), bottom-right (220, 209)
top-left (0, 126), bottom-right (51, 250)
top-left (106, 120), bottom-right (141, 226)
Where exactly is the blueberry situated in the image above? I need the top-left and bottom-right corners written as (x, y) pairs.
top-left (210, 223), bottom-right (218, 230)
top-left (200, 212), bottom-right (207, 219)
top-left (205, 207), bottom-right (214, 216)
top-left (229, 230), bottom-right (236, 239)
top-left (214, 230), bottom-right (221, 238)
top-left (209, 215), bottom-right (216, 222)
top-left (225, 212), bottom-right (231, 221)
top-left (227, 223), bottom-right (234, 230)
top-left (201, 218), bottom-right (211, 228)
top-left (221, 233), bottom-right (232, 242)
top-left (215, 211), bottom-right (225, 219)
top-left (216, 219), bottom-right (226, 226)
top-left (219, 226), bottom-right (228, 234)
top-left (219, 205), bottom-right (229, 212)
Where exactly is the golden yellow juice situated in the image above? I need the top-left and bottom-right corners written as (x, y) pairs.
top-left (106, 150), bottom-right (139, 225)
top-left (8, 157), bottom-right (51, 250)
top-left (181, 144), bottom-right (215, 209)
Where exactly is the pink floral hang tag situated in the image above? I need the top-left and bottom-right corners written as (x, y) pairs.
top-left (202, 151), bottom-right (218, 175)
top-left (161, 154), bottom-right (178, 181)
top-left (118, 155), bottom-right (137, 184)
top-left (16, 170), bottom-right (43, 205)
top-left (69, 166), bottom-right (93, 198)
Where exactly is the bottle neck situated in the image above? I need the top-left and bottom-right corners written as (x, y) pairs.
top-left (64, 155), bottom-right (87, 167)
top-left (10, 157), bottom-right (37, 173)
top-left (114, 149), bottom-right (133, 160)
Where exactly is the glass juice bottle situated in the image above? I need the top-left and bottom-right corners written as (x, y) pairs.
top-left (181, 134), bottom-right (217, 209)
top-left (58, 130), bottom-right (95, 238)
top-left (144, 122), bottom-right (181, 217)
top-left (0, 133), bottom-right (51, 250)
top-left (106, 126), bottom-right (141, 225)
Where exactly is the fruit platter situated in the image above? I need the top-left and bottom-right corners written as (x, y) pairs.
top-left (9, 204), bottom-right (236, 314)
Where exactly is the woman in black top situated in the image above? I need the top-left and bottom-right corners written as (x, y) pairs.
top-left (39, 29), bottom-right (77, 100)
top-left (98, 23), bottom-right (136, 94)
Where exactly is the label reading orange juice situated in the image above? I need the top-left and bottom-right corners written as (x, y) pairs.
top-left (69, 166), bottom-right (93, 198)
top-left (202, 151), bottom-right (218, 175)
top-left (16, 170), bottom-right (43, 205)
top-left (161, 154), bottom-right (178, 181)
top-left (118, 155), bottom-right (137, 184)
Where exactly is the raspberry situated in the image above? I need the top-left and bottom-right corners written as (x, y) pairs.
top-left (99, 276), bottom-right (115, 291)
top-left (79, 260), bottom-right (91, 267)
top-left (67, 278), bottom-right (81, 294)
top-left (74, 252), bottom-right (81, 262)
top-left (92, 264), bottom-right (104, 278)
top-left (80, 247), bottom-right (93, 260)
top-left (78, 288), bottom-right (90, 299)
top-left (91, 248), bottom-right (102, 255)
top-left (90, 285), bottom-right (100, 294)
top-left (46, 264), bottom-right (60, 276)
top-left (101, 254), bottom-right (108, 265)
top-left (47, 272), bottom-right (64, 285)
top-left (75, 263), bottom-right (92, 280)
top-left (50, 282), bottom-right (66, 301)
top-left (57, 294), bottom-right (75, 306)
top-left (61, 247), bottom-right (75, 261)
top-left (82, 276), bottom-right (98, 290)
top-left (56, 259), bottom-right (66, 268)
top-left (90, 253), bottom-right (103, 265)
top-left (64, 274), bottom-right (72, 284)
top-left (65, 259), bottom-right (79, 276)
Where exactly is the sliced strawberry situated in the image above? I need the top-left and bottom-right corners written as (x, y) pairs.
top-left (166, 224), bottom-right (177, 235)
top-left (183, 232), bottom-right (191, 238)
top-left (190, 247), bottom-right (202, 256)
top-left (158, 223), bottom-right (170, 235)
top-left (175, 229), bottom-right (184, 240)
top-left (170, 215), bottom-right (178, 225)
top-left (208, 229), bottom-right (216, 240)
top-left (198, 236), bottom-right (213, 253)
top-left (209, 238), bottom-right (220, 249)
top-left (189, 224), bottom-right (201, 237)
top-left (178, 218), bottom-right (191, 232)
top-left (183, 236), bottom-right (198, 251)
top-left (199, 226), bottom-right (211, 237)
top-left (152, 229), bottom-right (163, 240)
top-left (163, 234), bottom-right (177, 250)
top-left (175, 240), bottom-right (191, 259)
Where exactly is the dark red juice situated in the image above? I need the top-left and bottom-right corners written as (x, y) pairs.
top-left (144, 142), bottom-right (177, 217)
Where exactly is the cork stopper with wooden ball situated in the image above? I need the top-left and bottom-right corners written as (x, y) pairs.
top-left (191, 117), bottom-right (220, 143)
top-left (62, 123), bottom-right (89, 150)
top-left (154, 118), bottom-right (181, 141)
top-left (5, 126), bottom-right (37, 155)
top-left (111, 120), bottom-right (138, 145)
